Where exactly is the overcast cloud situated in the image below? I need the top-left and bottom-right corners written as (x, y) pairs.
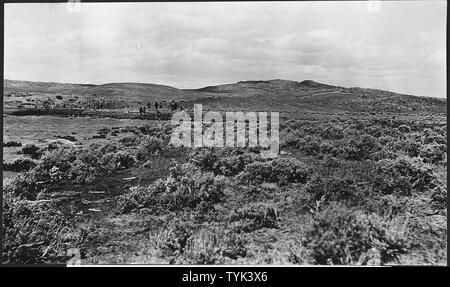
top-left (4, 1), bottom-right (447, 98)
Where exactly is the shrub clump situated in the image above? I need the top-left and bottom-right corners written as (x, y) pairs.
top-left (372, 149), bottom-right (399, 161)
top-left (293, 135), bottom-right (322, 156)
top-left (3, 141), bottom-right (22, 147)
top-left (238, 157), bottom-right (310, 185)
top-left (136, 136), bottom-right (165, 160)
top-left (373, 156), bottom-right (438, 195)
top-left (304, 176), bottom-right (363, 211)
top-left (116, 163), bottom-right (227, 214)
top-left (323, 155), bottom-right (341, 167)
top-left (397, 125), bottom-right (412, 133)
top-left (153, 222), bottom-right (248, 264)
top-left (119, 135), bottom-right (140, 147)
top-left (341, 134), bottom-right (380, 160)
top-left (305, 203), bottom-right (410, 265)
top-left (2, 200), bottom-right (78, 264)
top-left (3, 172), bottom-right (41, 200)
top-left (3, 158), bottom-right (36, 172)
top-left (430, 185), bottom-right (447, 211)
top-left (20, 144), bottom-right (42, 159)
top-left (103, 151), bottom-right (136, 170)
top-left (212, 153), bottom-right (261, 176)
top-left (92, 133), bottom-right (107, 139)
top-left (229, 202), bottom-right (279, 232)
top-left (418, 143), bottom-right (446, 164)
top-left (29, 143), bottom-right (137, 186)
top-left (189, 147), bottom-right (261, 173)
top-left (180, 229), bottom-right (248, 264)
top-left (157, 221), bottom-right (194, 258)
top-left (115, 185), bottom-right (154, 214)
top-left (189, 148), bottom-right (220, 171)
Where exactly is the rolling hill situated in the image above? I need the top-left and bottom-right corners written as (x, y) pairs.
top-left (3, 79), bottom-right (447, 114)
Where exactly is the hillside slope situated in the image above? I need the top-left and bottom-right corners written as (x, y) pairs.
top-left (4, 79), bottom-right (447, 114)
top-left (185, 79), bottom-right (446, 113)
top-left (4, 79), bottom-right (186, 104)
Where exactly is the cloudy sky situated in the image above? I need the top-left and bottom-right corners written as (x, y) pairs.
top-left (4, 1), bottom-right (446, 98)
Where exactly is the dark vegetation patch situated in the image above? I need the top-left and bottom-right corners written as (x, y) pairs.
top-left (19, 144), bottom-right (42, 159)
top-left (3, 158), bottom-right (37, 172)
top-left (3, 141), bottom-right (22, 147)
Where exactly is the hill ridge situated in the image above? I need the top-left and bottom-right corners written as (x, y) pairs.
top-left (3, 78), bottom-right (446, 114)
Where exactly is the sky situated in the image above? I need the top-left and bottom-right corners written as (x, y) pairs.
top-left (4, 1), bottom-right (447, 98)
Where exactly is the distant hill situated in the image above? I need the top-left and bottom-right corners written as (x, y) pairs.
top-left (4, 79), bottom-right (446, 114)
top-left (184, 79), bottom-right (446, 114)
top-left (4, 79), bottom-right (185, 104)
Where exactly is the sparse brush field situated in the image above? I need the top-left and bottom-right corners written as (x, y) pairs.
top-left (2, 112), bottom-right (447, 265)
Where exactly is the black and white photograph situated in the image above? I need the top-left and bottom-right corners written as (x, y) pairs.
top-left (2, 1), bottom-right (447, 267)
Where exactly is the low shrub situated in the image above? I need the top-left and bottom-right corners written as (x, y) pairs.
top-left (430, 185), bottom-right (447, 211)
top-left (305, 203), bottom-right (410, 265)
top-left (153, 223), bottom-right (248, 264)
top-left (109, 151), bottom-right (136, 169)
top-left (419, 143), bottom-right (446, 164)
top-left (229, 202), bottom-right (279, 232)
top-left (394, 137), bottom-right (421, 158)
top-left (320, 124), bottom-right (344, 140)
top-left (3, 172), bottom-right (41, 200)
top-left (179, 229), bottom-right (248, 264)
top-left (423, 128), bottom-right (446, 145)
top-left (189, 148), bottom-right (262, 172)
top-left (156, 221), bottom-right (194, 258)
top-left (116, 163), bottom-right (227, 214)
top-left (363, 194), bottom-right (409, 217)
top-left (304, 176), bottom-right (363, 211)
top-left (47, 142), bottom-right (63, 151)
top-left (115, 185), bottom-right (154, 214)
top-left (280, 130), bottom-right (304, 149)
top-left (189, 148), bottom-right (219, 171)
top-left (372, 149), bottom-right (399, 161)
top-left (33, 147), bottom-right (77, 183)
top-left (397, 125), bottom-right (412, 133)
top-left (323, 155), bottom-right (341, 167)
top-left (212, 153), bottom-right (261, 176)
top-left (3, 141), bottom-right (22, 147)
top-left (97, 128), bottom-right (110, 134)
top-left (2, 200), bottom-right (79, 264)
top-left (3, 158), bottom-right (36, 172)
top-left (373, 156), bottom-right (438, 195)
top-left (92, 134), bottom-right (107, 139)
top-left (342, 134), bottom-right (380, 160)
top-left (30, 143), bottom-right (136, 185)
top-left (238, 157), bottom-right (310, 185)
top-left (20, 144), bottom-right (42, 159)
top-left (296, 135), bottom-right (322, 156)
top-left (136, 136), bottom-right (165, 160)
top-left (119, 135), bottom-right (140, 147)
top-left (153, 164), bottom-right (227, 212)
